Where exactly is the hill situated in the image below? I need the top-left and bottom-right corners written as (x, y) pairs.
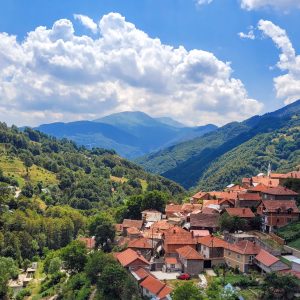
top-left (34, 111), bottom-right (217, 159)
top-left (136, 100), bottom-right (300, 189)
top-left (0, 123), bottom-right (185, 210)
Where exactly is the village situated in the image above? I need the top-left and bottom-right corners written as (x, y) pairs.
top-left (7, 168), bottom-right (300, 299)
top-left (96, 169), bottom-right (300, 299)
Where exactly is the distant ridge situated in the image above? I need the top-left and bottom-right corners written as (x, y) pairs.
top-left (136, 100), bottom-right (300, 189)
top-left (34, 111), bottom-right (217, 159)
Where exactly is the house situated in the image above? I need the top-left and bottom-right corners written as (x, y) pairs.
top-left (224, 240), bottom-right (261, 273)
top-left (225, 184), bottom-right (247, 193)
top-left (236, 193), bottom-right (261, 208)
top-left (255, 249), bottom-right (289, 273)
top-left (225, 208), bottom-right (255, 219)
top-left (131, 267), bottom-right (151, 282)
top-left (251, 175), bottom-right (280, 187)
top-left (176, 245), bottom-right (204, 276)
top-left (78, 237), bottom-right (95, 250)
top-left (163, 227), bottom-right (196, 256)
top-left (260, 186), bottom-right (298, 201)
top-left (163, 257), bottom-right (182, 273)
top-left (191, 230), bottom-right (210, 238)
top-left (257, 200), bottom-right (299, 232)
top-left (115, 248), bottom-right (150, 269)
top-left (127, 227), bottom-right (142, 240)
top-left (141, 209), bottom-right (162, 222)
top-left (128, 237), bottom-right (153, 259)
top-left (122, 219), bottom-right (143, 236)
top-left (191, 191), bottom-right (210, 202)
top-left (165, 204), bottom-right (183, 218)
top-left (197, 236), bottom-right (228, 268)
top-left (190, 212), bottom-right (220, 232)
top-left (139, 274), bottom-right (172, 300)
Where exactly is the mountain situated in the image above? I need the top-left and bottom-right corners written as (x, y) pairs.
top-left (136, 100), bottom-right (300, 189)
top-left (34, 111), bottom-right (217, 159)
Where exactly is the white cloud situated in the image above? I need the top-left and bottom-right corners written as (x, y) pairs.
top-left (238, 28), bottom-right (255, 40)
top-left (74, 14), bottom-right (98, 33)
top-left (195, 0), bottom-right (213, 6)
top-left (241, 0), bottom-right (300, 11)
top-left (258, 20), bottom-right (300, 104)
top-left (0, 12), bottom-right (263, 126)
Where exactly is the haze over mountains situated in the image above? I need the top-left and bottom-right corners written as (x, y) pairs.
top-left (136, 100), bottom-right (300, 190)
top-left (34, 111), bottom-right (217, 159)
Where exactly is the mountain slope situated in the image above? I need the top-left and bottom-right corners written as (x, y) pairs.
top-left (35, 112), bottom-right (217, 159)
top-left (137, 100), bottom-right (300, 189)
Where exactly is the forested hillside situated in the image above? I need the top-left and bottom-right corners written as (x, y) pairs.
top-left (0, 123), bottom-right (185, 299)
top-left (137, 100), bottom-right (300, 189)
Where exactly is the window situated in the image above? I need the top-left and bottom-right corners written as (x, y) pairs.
top-left (277, 218), bottom-right (280, 223)
top-left (171, 264), bottom-right (175, 268)
top-left (237, 254), bottom-right (240, 259)
top-left (203, 246), bottom-right (206, 250)
top-left (249, 255), bottom-right (254, 264)
top-left (228, 251), bottom-right (231, 256)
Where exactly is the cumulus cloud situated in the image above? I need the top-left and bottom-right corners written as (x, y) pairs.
top-left (238, 27), bottom-right (256, 40)
top-left (241, 0), bottom-right (300, 11)
top-left (74, 14), bottom-right (98, 33)
top-left (0, 13), bottom-right (262, 126)
top-left (258, 20), bottom-right (300, 104)
top-left (195, 0), bottom-right (213, 6)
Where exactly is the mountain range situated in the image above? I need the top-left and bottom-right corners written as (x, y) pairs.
top-left (34, 111), bottom-right (217, 159)
top-left (136, 100), bottom-right (300, 190)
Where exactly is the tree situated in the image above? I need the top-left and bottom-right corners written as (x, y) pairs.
top-left (219, 214), bottom-right (247, 233)
top-left (141, 190), bottom-right (168, 212)
top-left (89, 213), bottom-right (115, 252)
top-left (125, 195), bottom-right (143, 219)
top-left (60, 241), bottom-right (87, 274)
top-left (48, 257), bottom-right (62, 274)
top-left (0, 257), bottom-right (19, 298)
top-left (21, 183), bottom-right (34, 198)
top-left (171, 281), bottom-right (204, 300)
top-left (261, 272), bottom-right (300, 300)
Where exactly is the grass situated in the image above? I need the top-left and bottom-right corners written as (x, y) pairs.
top-left (288, 238), bottom-right (300, 250)
top-left (240, 288), bottom-right (262, 300)
top-left (26, 262), bottom-right (45, 300)
top-left (140, 179), bottom-right (148, 191)
top-left (0, 155), bottom-right (57, 187)
top-left (110, 176), bottom-right (148, 191)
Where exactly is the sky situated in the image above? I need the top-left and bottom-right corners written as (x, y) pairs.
top-left (0, 0), bottom-right (300, 127)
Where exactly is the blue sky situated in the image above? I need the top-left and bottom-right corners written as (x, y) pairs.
top-left (0, 0), bottom-right (300, 126)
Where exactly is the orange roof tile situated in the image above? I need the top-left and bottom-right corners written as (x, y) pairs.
top-left (226, 240), bottom-right (260, 255)
top-left (255, 249), bottom-right (279, 267)
top-left (150, 220), bottom-right (174, 231)
top-left (176, 245), bottom-right (203, 260)
top-left (164, 233), bottom-right (196, 246)
top-left (127, 227), bottom-right (141, 235)
top-left (157, 285), bottom-right (173, 300)
top-left (116, 249), bottom-right (150, 267)
top-left (190, 213), bottom-right (220, 229)
top-left (262, 186), bottom-right (298, 196)
top-left (197, 236), bottom-right (228, 248)
top-left (122, 219), bottom-right (143, 229)
top-left (140, 275), bottom-right (172, 299)
top-left (238, 193), bottom-right (261, 201)
top-left (192, 191), bottom-right (209, 200)
top-left (165, 257), bottom-right (178, 264)
top-left (132, 267), bottom-right (151, 281)
top-left (225, 207), bottom-right (255, 218)
top-left (251, 176), bottom-right (280, 187)
top-left (248, 184), bottom-right (269, 193)
top-left (191, 230), bottom-right (210, 237)
top-left (78, 237), bottom-right (95, 249)
top-left (261, 200), bottom-right (299, 213)
top-left (128, 237), bottom-right (152, 249)
top-left (165, 204), bottom-right (182, 213)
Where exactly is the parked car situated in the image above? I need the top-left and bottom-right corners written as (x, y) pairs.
top-left (177, 273), bottom-right (190, 280)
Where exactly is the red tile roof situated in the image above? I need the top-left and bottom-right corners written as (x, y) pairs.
top-left (248, 184), bottom-right (269, 193)
top-left (280, 269), bottom-right (300, 279)
top-left (225, 208), bottom-right (255, 218)
top-left (140, 275), bottom-right (172, 299)
top-left (165, 204), bottom-right (182, 213)
top-left (226, 240), bottom-right (260, 255)
top-left (238, 193), bottom-right (261, 201)
top-left (164, 232), bottom-right (196, 246)
top-left (165, 257), bottom-right (178, 264)
top-left (132, 267), bottom-right (151, 281)
top-left (127, 227), bottom-right (141, 235)
top-left (78, 237), bottom-right (95, 249)
top-left (251, 176), bottom-right (280, 187)
top-left (128, 237), bottom-right (152, 249)
top-left (122, 219), bottom-right (143, 229)
top-left (209, 191), bottom-right (238, 200)
top-left (150, 220), bottom-right (174, 231)
top-left (181, 203), bottom-right (202, 212)
top-left (261, 200), bottom-right (299, 213)
top-left (262, 186), bottom-right (298, 196)
top-left (176, 245), bottom-right (203, 260)
top-left (190, 213), bottom-right (220, 229)
top-left (115, 249), bottom-right (150, 267)
top-left (197, 236), bottom-right (228, 248)
top-left (192, 191), bottom-right (209, 200)
top-left (255, 249), bottom-right (279, 267)
top-left (191, 230), bottom-right (210, 237)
